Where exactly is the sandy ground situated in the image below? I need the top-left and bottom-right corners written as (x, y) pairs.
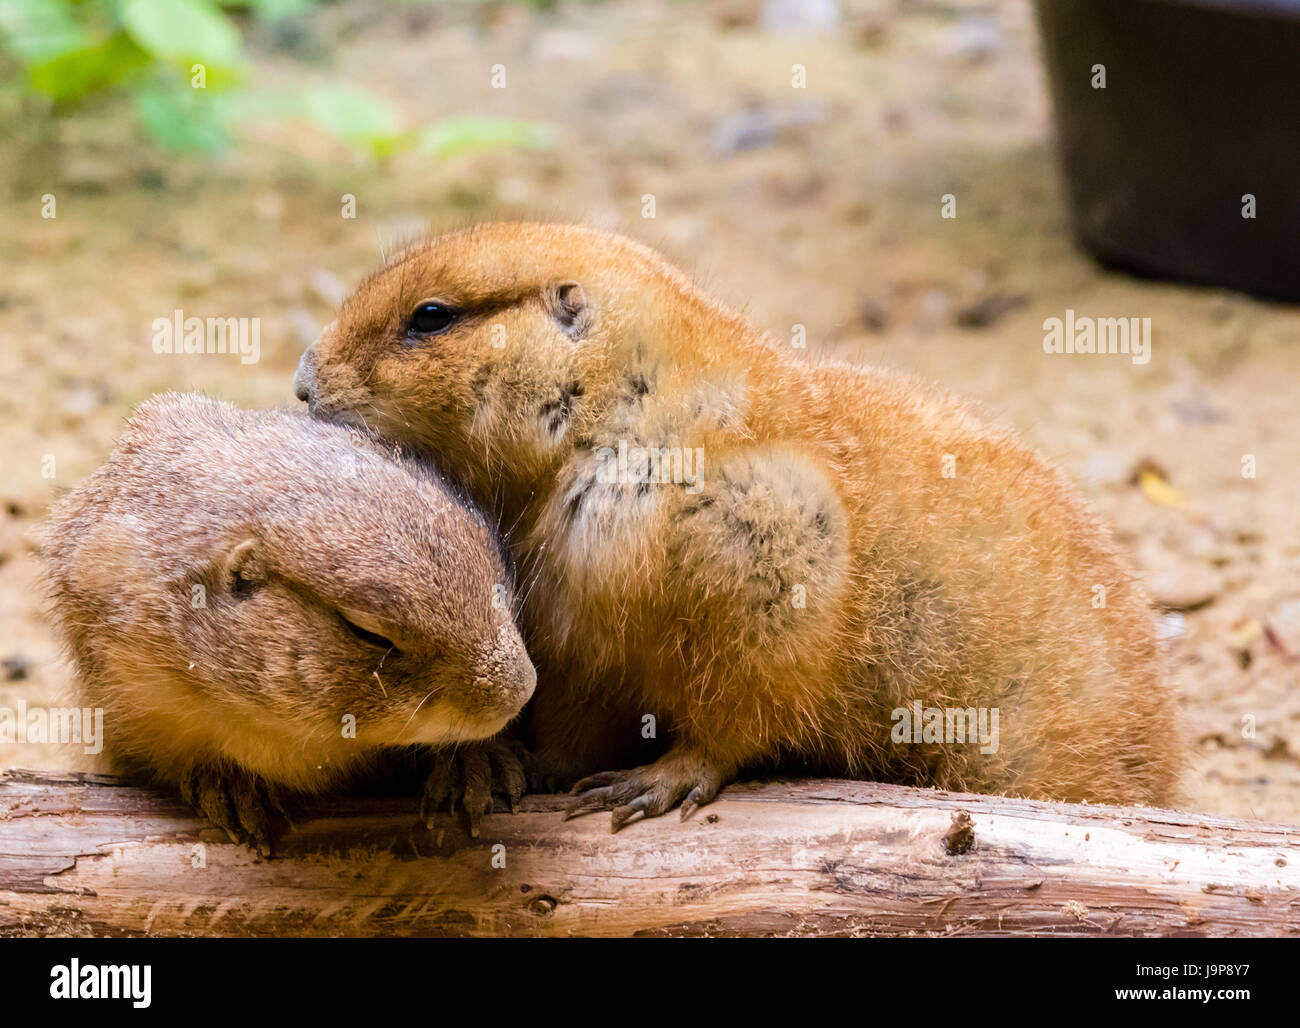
top-left (2, 0), bottom-right (1297, 822)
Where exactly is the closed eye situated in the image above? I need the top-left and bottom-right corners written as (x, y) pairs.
top-left (339, 613), bottom-right (398, 653)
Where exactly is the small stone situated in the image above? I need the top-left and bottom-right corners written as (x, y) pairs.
top-left (942, 16), bottom-right (1003, 66)
top-left (955, 292), bottom-right (1028, 328)
top-left (916, 289), bottom-right (950, 333)
top-left (254, 193), bottom-right (284, 223)
top-left (860, 298), bottom-right (889, 333)
top-left (1265, 600), bottom-right (1300, 658)
top-left (1146, 565), bottom-right (1220, 612)
top-left (533, 29), bottom-right (599, 62)
top-left (60, 387), bottom-right (99, 417)
top-left (1157, 612), bottom-right (1186, 642)
top-left (1079, 451), bottom-right (1127, 488)
top-left (761, 0), bottom-right (840, 34)
top-left (713, 110), bottom-right (776, 157)
top-left (1169, 390), bottom-right (1227, 425)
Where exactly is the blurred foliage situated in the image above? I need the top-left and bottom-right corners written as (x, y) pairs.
top-left (419, 116), bottom-right (554, 158)
top-left (0, 0), bottom-right (554, 159)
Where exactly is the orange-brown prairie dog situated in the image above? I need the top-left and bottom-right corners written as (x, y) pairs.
top-left (294, 222), bottom-right (1182, 830)
top-left (44, 393), bottom-right (535, 850)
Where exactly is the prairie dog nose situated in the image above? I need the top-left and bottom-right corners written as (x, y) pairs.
top-left (476, 624), bottom-right (538, 714)
top-left (293, 347), bottom-right (317, 404)
top-left (293, 322), bottom-right (335, 404)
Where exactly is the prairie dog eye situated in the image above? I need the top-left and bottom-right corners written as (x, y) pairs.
top-left (338, 612), bottom-right (398, 652)
top-left (408, 302), bottom-right (456, 336)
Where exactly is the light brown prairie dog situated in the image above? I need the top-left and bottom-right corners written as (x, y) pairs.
top-left (43, 392), bottom-right (535, 851)
top-left (294, 222), bottom-right (1182, 829)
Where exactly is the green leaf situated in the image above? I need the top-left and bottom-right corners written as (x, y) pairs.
top-left (0, 0), bottom-right (90, 62)
top-left (304, 85), bottom-right (405, 158)
top-left (418, 117), bottom-right (554, 159)
top-left (135, 84), bottom-right (229, 150)
top-left (236, 0), bottom-right (314, 21)
top-left (122, 0), bottom-right (243, 69)
top-left (27, 32), bottom-right (149, 103)
top-left (212, 86), bottom-right (303, 122)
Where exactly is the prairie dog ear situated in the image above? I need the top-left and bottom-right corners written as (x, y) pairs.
top-left (546, 280), bottom-right (590, 339)
top-left (221, 538), bottom-right (264, 595)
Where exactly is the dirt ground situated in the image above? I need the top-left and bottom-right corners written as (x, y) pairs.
top-left (2, 0), bottom-right (1297, 822)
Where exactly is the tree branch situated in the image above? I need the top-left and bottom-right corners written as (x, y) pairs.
top-left (2, 769), bottom-right (1296, 937)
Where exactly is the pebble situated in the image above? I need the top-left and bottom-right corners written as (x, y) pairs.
top-left (761, 0), bottom-right (840, 33)
top-left (1157, 612), bottom-right (1186, 642)
top-left (941, 16), bottom-right (1003, 66)
top-left (955, 292), bottom-right (1028, 328)
top-left (713, 110), bottom-right (776, 157)
top-left (1267, 600), bottom-right (1300, 656)
top-left (1146, 565), bottom-right (1221, 611)
top-left (1079, 451), bottom-right (1127, 488)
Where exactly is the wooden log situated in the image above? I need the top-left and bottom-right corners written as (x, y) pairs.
top-left (1, 769), bottom-right (1297, 937)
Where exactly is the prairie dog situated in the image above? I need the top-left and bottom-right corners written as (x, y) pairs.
top-left (294, 222), bottom-right (1182, 828)
top-left (43, 393), bottom-right (536, 850)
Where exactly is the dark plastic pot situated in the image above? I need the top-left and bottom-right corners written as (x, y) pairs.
top-left (1034, 0), bottom-right (1300, 300)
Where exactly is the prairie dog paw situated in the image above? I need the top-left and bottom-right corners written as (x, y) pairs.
top-left (420, 739), bottom-right (529, 838)
top-left (565, 751), bottom-right (727, 832)
top-left (179, 764), bottom-right (295, 857)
